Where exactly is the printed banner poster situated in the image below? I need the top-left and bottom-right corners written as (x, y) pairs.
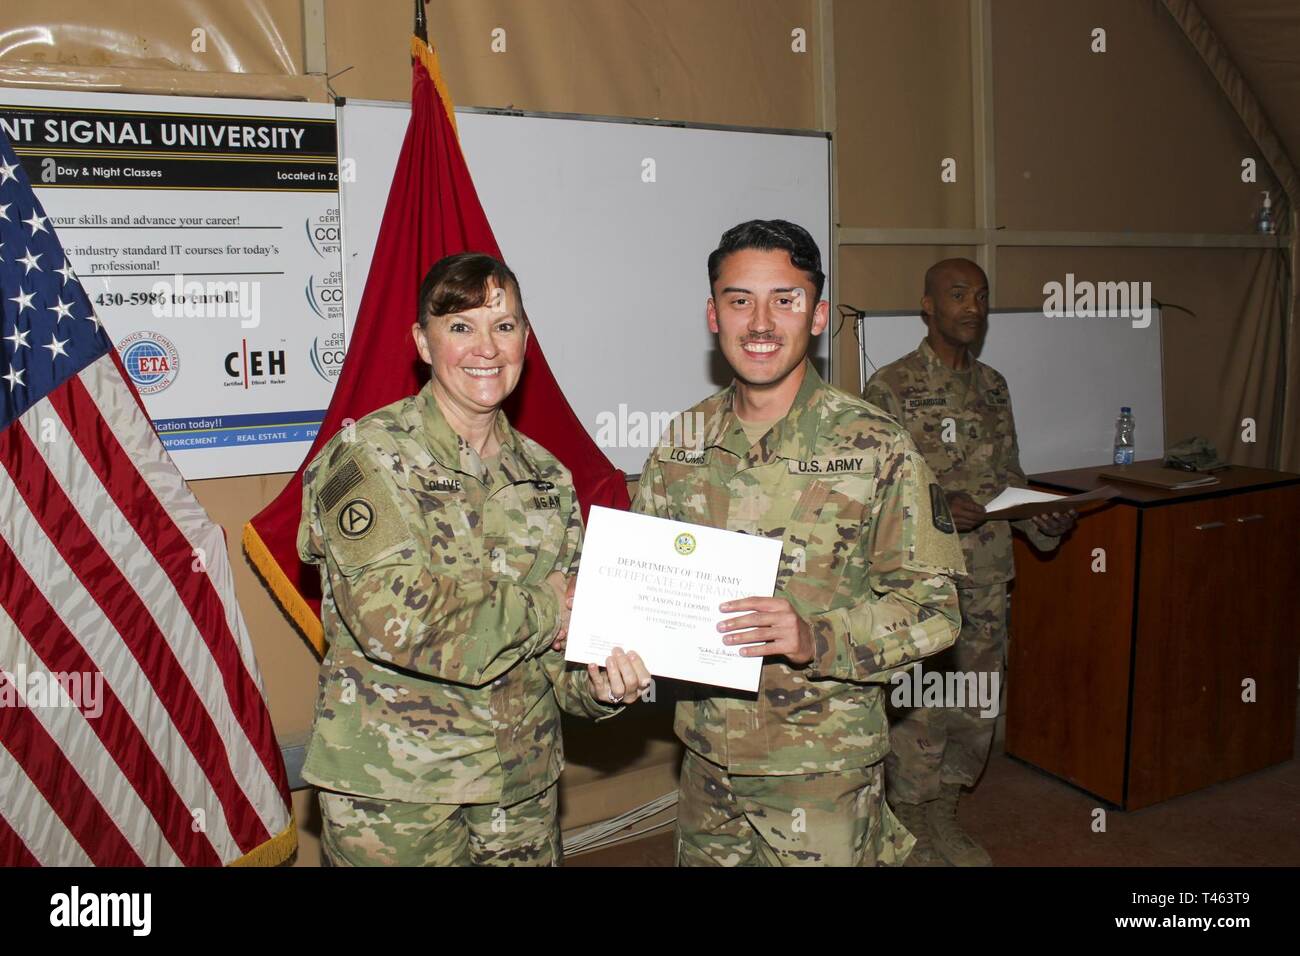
top-left (0, 88), bottom-right (345, 479)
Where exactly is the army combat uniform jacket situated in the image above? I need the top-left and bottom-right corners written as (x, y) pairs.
top-left (298, 383), bottom-right (617, 807)
top-left (864, 339), bottom-right (1059, 588)
top-left (632, 362), bottom-right (965, 776)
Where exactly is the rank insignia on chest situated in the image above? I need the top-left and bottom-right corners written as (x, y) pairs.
top-left (906, 396), bottom-right (948, 410)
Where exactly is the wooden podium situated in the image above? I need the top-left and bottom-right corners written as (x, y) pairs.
top-left (1005, 460), bottom-right (1300, 809)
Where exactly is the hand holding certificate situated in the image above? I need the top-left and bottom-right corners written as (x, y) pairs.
top-left (564, 506), bottom-right (784, 692)
top-left (983, 484), bottom-right (1117, 520)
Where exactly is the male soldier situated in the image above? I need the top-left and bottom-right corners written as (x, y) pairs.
top-left (864, 257), bottom-right (1075, 867)
top-left (632, 220), bottom-right (965, 866)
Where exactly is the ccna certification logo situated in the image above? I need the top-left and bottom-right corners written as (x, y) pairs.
top-left (674, 532), bottom-right (696, 556)
top-left (118, 331), bottom-right (180, 394)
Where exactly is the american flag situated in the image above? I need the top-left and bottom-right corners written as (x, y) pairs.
top-left (0, 129), bottom-right (294, 865)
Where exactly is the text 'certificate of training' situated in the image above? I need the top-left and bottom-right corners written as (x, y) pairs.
top-left (564, 506), bottom-right (783, 692)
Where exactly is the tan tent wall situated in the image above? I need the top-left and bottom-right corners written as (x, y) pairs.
top-left (0, 0), bottom-right (306, 74)
top-left (833, 0), bottom-right (975, 230)
top-left (994, 0), bottom-right (1275, 234)
top-left (0, 0), bottom-right (323, 100)
top-left (329, 0), bottom-right (817, 128)
top-left (1, 1), bottom-right (1292, 865)
top-left (1159, 0), bottom-right (1300, 475)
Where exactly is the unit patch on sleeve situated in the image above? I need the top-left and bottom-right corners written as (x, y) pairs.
top-left (337, 498), bottom-right (375, 539)
top-left (320, 457), bottom-right (417, 571)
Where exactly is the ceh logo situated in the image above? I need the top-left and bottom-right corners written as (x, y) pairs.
top-left (674, 532), bottom-right (696, 556)
top-left (224, 340), bottom-right (286, 389)
top-left (309, 333), bottom-right (345, 382)
top-left (119, 331), bottom-right (180, 395)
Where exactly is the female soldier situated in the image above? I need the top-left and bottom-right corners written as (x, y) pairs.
top-left (298, 252), bottom-right (650, 866)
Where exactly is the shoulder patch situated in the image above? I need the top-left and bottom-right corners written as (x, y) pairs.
top-left (901, 451), bottom-right (964, 575)
top-left (337, 498), bottom-right (375, 538)
top-left (317, 457), bottom-right (416, 572)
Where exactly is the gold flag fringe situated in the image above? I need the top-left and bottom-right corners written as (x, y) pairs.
top-left (230, 813), bottom-right (299, 867)
top-left (242, 521), bottom-right (325, 658)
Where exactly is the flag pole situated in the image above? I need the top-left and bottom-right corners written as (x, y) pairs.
top-left (414, 0), bottom-right (428, 44)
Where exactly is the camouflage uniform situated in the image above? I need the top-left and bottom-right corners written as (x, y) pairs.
top-left (318, 786), bottom-right (560, 866)
top-left (632, 361), bottom-right (965, 866)
top-left (298, 382), bottom-right (618, 866)
top-left (864, 338), bottom-right (1059, 804)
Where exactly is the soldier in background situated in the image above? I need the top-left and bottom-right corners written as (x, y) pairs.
top-left (864, 257), bottom-right (1075, 867)
top-left (298, 252), bottom-right (650, 866)
top-left (632, 220), bottom-right (965, 866)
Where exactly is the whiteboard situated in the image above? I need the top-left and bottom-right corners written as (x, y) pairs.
top-left (337, 102), bottom-right (831, 473)
top-left (858, 311), bottom-right (1165, 474)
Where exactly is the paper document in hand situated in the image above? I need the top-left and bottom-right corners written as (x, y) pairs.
top-left (565, 506), bottom-right (783, 692)
top-left (984, 484), bottom-right (1118, 520)
top-left (985, 487), bottom-right (1065, 512)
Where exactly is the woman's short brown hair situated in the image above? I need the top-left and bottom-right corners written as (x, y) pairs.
top-left (416, 252), bottom-right (524, 328)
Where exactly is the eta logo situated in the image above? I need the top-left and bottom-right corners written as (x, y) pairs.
top-left (118, 331), bottom-right (180, 395)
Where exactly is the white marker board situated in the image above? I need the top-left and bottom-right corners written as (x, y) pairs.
top-left (337, 102), bottom-right (832, 473)
top-left (859, 310), bottom-right (1165, 474)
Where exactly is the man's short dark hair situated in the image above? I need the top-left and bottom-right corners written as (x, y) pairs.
top-left (417, 252), bottom-right (524, 327)
top-left (707, 219), bottom-right (825, 304)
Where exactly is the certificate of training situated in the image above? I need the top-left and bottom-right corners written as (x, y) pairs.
top-left (564, 506), bottom-right (783, 692)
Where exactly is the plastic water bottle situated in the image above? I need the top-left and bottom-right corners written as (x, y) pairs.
top-left (1113, 407), bottom-right (1135, 465)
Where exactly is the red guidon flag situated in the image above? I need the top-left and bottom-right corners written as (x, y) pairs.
top-left (0, 130), bottom-right (294, 866)
top-left (243, 32), bottom-right (628, 654)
